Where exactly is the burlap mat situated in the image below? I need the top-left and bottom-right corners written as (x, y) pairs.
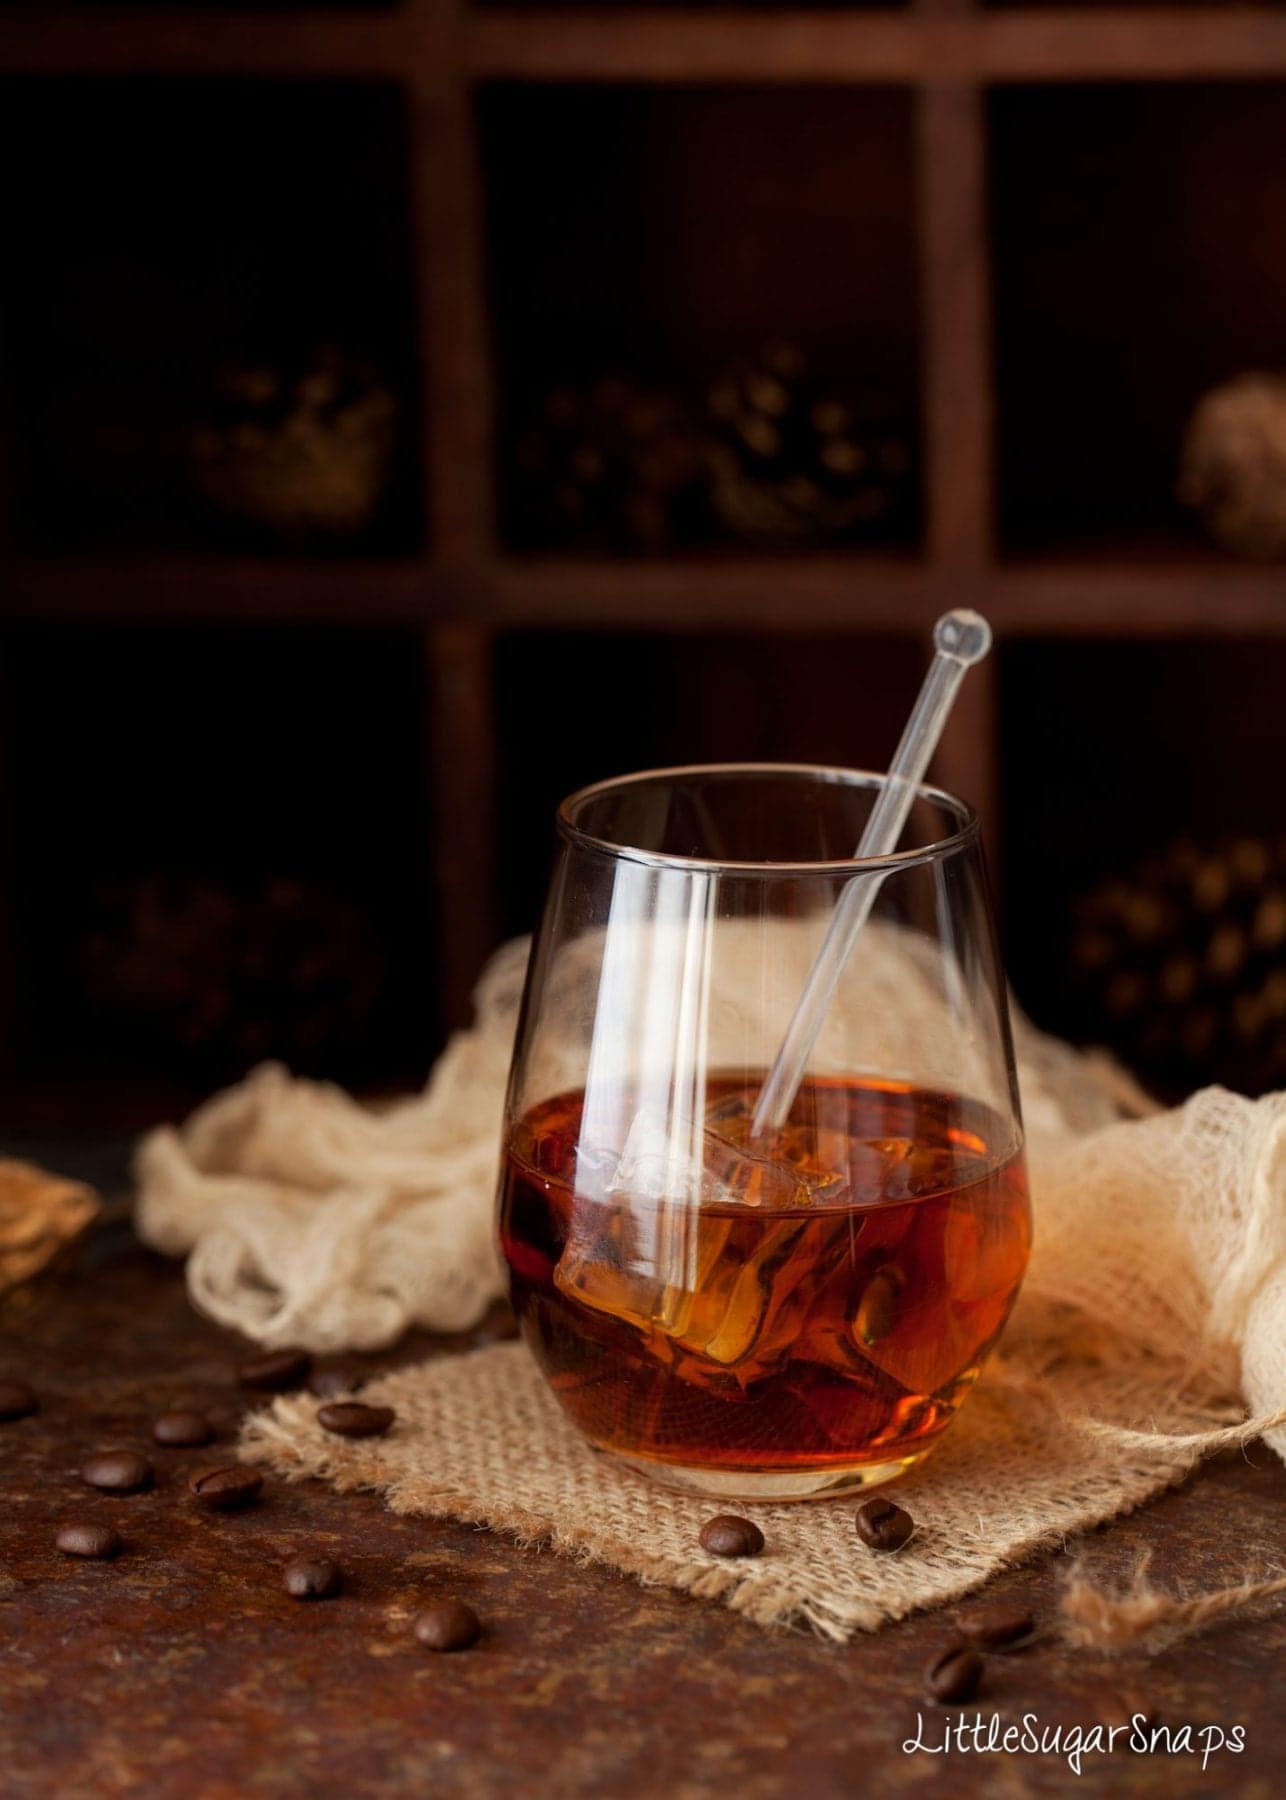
top-left (238, 1340), bottom-right (1270, 1643)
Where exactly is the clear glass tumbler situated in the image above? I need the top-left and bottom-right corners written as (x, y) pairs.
top-left (497, 764), bottom-right (1030, 1500)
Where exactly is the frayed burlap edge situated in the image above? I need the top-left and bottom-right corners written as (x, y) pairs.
top-left (238, 1345), bottom-right (1283, 1643)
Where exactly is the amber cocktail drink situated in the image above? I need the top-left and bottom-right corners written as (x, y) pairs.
top-left (501, 1074), bottom-right (1029, 1480)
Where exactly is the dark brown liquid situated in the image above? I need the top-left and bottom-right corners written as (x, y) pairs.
top-left (498, 1076), bottom-right (1030, 1475)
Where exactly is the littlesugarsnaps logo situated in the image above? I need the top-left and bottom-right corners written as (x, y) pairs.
top-left (903, 1710), bottom-right (1246, 1776)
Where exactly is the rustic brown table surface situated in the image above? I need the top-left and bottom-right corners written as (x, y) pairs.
top-left (1, 1137), bottom-right (1282, 1799)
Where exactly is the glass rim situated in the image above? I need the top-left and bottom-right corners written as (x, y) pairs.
top-left (556, 761), bottom-right (981, 876)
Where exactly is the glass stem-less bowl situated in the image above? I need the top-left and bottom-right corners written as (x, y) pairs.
top-left (497, 764), bottom-right (1030, 1501)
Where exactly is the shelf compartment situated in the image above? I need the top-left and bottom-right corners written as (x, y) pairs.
top-left (493, 628), bottom-right (921, 936)
top-left (480, 82), bottom-right (922, 557)
top-left (0, 76), bottom-right (424, 557)
top-left (1001, 635), bottom-right (1286, 1099)
top-left (0, 621), bottom-right (437, 1093)
top-left (991, 81), bottom-right (1286, 562)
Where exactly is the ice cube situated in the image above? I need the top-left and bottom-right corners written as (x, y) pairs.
top-left (556, 1104), bottom-right (854, 1388)
top-left (663, 1214), bottom-right (812, 1371)
top-left (556, 1197), bottom-right (857, 1393)
top-left (576, 1106), bottom-right (815, 1212)
top-left (557, 1108), bottom-right (733, 1339)
top-left (704, 1091), bottom-right (847, 1203)
top-left (699, 1127), bottom-right (819, 1209)
top-left (553, 1190), bottom-right (735, 1342)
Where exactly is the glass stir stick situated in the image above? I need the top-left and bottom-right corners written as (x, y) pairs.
top-left (750, 609), bottom-right (993, 1140)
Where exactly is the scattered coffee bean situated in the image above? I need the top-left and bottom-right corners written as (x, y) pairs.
top-left (153, 1410), bottom-right (214, 1448)
top-left (238, 1349), bottom-right (312, 1392)
top-left (56, 1521), bottom-right (123, 1559)
top-left (81, 1452), bottom-right (153, 1494)
top-left (189, 1465), bottom-right (264, 1511)
top-left (855, 1496), bottom-right (914, 1552)
top-left (698, 1515), bottom-right (765, 1558)
top-left (283, 1556), bottom-right (341, 1600)
top-left (924, 1644), bottom-right (984, 1704)
top-left (0, 1379), bottom-right (37, 1421)
top-left (957, 1604), bottom-right (1035, 1649)
top-left (414, 1599), bottom-right (481, 1652)
top-left (317, 1402), bottom-right (395, 1439)
top-left (307, 1364), bottom-right (365, 1400)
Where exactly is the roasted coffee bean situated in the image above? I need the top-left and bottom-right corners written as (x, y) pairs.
top-left (189, 1465), bottom-right (263, 1511)
top-left (924, 1644), bottom-right (984, 1704)
top-left (698, 1515), bottom-right (765, 1558)
top-left (153, 1410), bottom-right (214, 1448)
top-left (81, 1452), bottom-right (153, 1494)
top-left (957, 1604), bottom-right (1035, 1649)
top-left (238, 1349), bottom-right (312, 1392)
top-left (307, 1364), bottom-right (366, 1401)
top-left (283, 1556), bottom-right (341, 1600)
top-left (0, 1379), bottom-right (37, 1421)
top-left (317, 1402), bottom-right (395, 1439)
top-left (56, 1522), bottom-right (123, 1560)
top-left (855, 1496), bottom-right (914, 1552)
top-left (414, 1599), bottom-right (481, 1652)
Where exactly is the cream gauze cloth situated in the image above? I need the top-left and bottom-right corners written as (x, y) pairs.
top-left (136, 929), bottom-right (1286, 1635)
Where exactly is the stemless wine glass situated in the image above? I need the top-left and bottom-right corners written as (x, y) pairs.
top-left (497, 764), bottom-right (1030, 1501)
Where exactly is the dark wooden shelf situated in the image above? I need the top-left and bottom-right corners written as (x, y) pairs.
top-left (0, 557), bottom-right (439, 620)
top-left (481, 81), bottom-right (922, 559)
top-left (3, 1), bottom-right (1285, 1088)
top-left (469, 8), bottom-right (1286, 81)
top-left (994, 555), bottom-right (1286, 637)
top-left (484, 552), bottom-right (933, 629)
top-left (8, 10), bottom-right (1286, 82)
top-left (6, 549), bottom-right (1285, 634)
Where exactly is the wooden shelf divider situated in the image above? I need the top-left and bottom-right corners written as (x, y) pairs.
top-left (916, 74), bottom-right (1000, 836)
top-left (418, 13), bottom-right (496, 565)
top-left (5, 553), bottom-right (1286, 635)
top-left (467, 9), bottom-right (1286, 84)
top-left (416, 2), bottom-right (504, 1012)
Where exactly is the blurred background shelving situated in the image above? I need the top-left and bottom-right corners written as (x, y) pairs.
top-left (2, 2), bottom-right (1286, 1124)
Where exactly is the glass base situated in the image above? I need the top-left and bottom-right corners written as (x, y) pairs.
top-left (600, 1444), bottom-right (932, 1503)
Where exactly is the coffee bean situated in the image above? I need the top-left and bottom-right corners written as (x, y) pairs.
top-left (56, 1522), bottom-right (123, 1560)
top-left (924, 1644), bottom-right (984, 1704)
top-left (698, 1515), bottom-right (765, 1558)
top-left (81, 1452), bottom-right (153, 1494)
top-left (855, 1496), bottom-right (914, 1552)
top-left (317, 1402), bottom-right (395, 1439)
top-left (283, 1556), bottom-right (341, 1600)
top-left (153, 1410), bottom-right (214, 1448)
top-left (238, 1349), bottom-right (312, 1392)
top-left (414, 1599), bottom-right (481, 1652)
top-left (189, 1465), bottom-right (263, 1511)
top-left (0, 1380), bottom-right (37, 1421)
top-left (307, 1364), bottom-right (366, 1400)
top-left (957, 1604), bottom-right (1035, 1649)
